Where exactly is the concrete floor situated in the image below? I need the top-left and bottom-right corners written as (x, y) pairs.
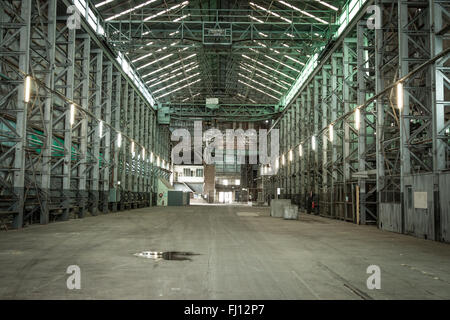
top-left (0, 205), bottom-right (449, 300)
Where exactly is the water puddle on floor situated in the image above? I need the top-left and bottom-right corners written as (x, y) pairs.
top-left (134, 251), bottom-right (198, 261)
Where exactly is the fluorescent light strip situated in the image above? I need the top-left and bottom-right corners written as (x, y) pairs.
top-left (149, 64), bottom-right (198, 87)
top-left (238, 73), bottom-right (283, 95)
top-left (315, 0), bottom-right (339, 11)
top-left (142, 53), bottom-right (197, 78)
top-left (258, 32), bottom-right (268, 38)
top-left (105, 0), bottom-right (158, 21)
top-left (241, 62), bottom-right (291, 86)
top-left (249, 2), bottom-right (292, 23)
top-left (238, 80), bottom-right (279, 100)
top-left (156, 78), bottom-right (202, 99)
top-left (132, 52), bottom-right (153, 63)
top-left (173, 14), bottom-right (191, 22)
top-left (237, 93), bottom-right (256, 104)
top-left (284, 55), bottom-right (305, 66)
top-left (249, 48), bottom-right (301, 73)
top-left (256, 41), bottom-right (267, 47)
top-left (248, 15), bottom-right (264, 23)
top-left (277, 0), bottom-right (329, 24)
top-left (127, 41), bottom-right (154, 55)
top-left (137, 53), bottom-right (173, 70)
top-left (95, 0), bottom-right (114, 8)
top-left (182, 92), bottom-right (201, 102)
top-left (269, 47), bottom-right (280, 54)
top-left (239, 65), bottom-right (288, 90)
top-left (143, 1), bottom-right (189, 21)
top-left (147, 61), bottom-right (196, 83)
top-left (242, 54), bottom-right (295, 81)
top-left (153, 72), bottom-right (200, 94)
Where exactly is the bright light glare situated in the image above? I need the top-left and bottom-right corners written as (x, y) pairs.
top-left (99, 121), bottom-right (103, 138)
top-left (117, 132), bottom-right (122, 148)
top-left (355, 108), bottom-right (361, 130)
top-left (70, 104), bottom-right (75, 126)
top-left (24, 76), bottom-right (31, 103)
top-left (397, 82), bottom-right (403, 110)
top-left (278, 0), bottom-right (329, 24)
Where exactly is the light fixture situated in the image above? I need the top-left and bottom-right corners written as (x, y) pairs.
top-left (137, 53), bottom-right (174, 70)
top-left (143, 1), bottom-right (189, 22)
top-left (312, 136), bottom-right (316, 151)
top-left (142, 53), bottom-right (197, 78)
top-left (241, 55), bottom-right (295, 81)
top-left (248, 15), bottom-right (264, 23)
top-left (173, 14), bottom-right (191, 22)
top-left (105, 0), bottom-right (158, 21)
top-left (153, 72), bottom-right (200, 94)
top-left (238, 80), bottom-right (279, 100)
top-left (277, 0), bottom-right (329, 24)
top-left (156, 156), bottom-right (160, 167)
top-left (314, 0), bottom-right (338, 11)
top-left (275, 158), bottom-right (279, 169)
top-left (240, 63), bottom-right (290, 88)
top-left (131, 141), bottom-right (135, 156)
top-left (329, 124), bottom-right (333, 142)
top-left (155, 78), bottom-right (202, 99)
top-left (70, 104), bottom-right (75, 126)
top-left (238, 73), bottom-right (282, 95)
top-left (147, 62), bottom-right (197, 86)
top-left (235, 179), bottom-right (240, 185)
top-left (142, 148), bottom-right (145, 160)
top-left (299, 144), bottom-right (303, 157)
top-left (289, 150), bottom-right (293, 162)
top-left (397, 82), bottom-right (403, 110)
top-left (99, 121), bottom-right (103, 138)
top-left (150, 152), bottom-right (154, 163)
top-left (284, 55), bottom-right (305, 66)
top-left (117, 132), bottom-right (122, 148)
top-left (355, 108), bottom-right (361, 130)
top-left (281, 154), bottom-right (285, 166)
top-left (250, 2), bottom-right (292, 23)
top-left (24, 76), bottom-right (31, 103)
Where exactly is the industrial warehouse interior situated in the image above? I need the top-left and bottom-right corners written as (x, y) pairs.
top-left (0, 0), bottom-right (449, 304)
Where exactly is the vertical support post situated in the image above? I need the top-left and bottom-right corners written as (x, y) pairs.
top-left (102, 62), bottom-right (113, 213)
top-left (41, 0), bottom-right (57, 224)
top-left (92, 50), bottom-right (103, 215)
top-left (62, 27), bottom-right (76, 221)
top-left (12, 0), bottom-right (31, 229)
top-left (112, 72), bottom-right (121, 212)
top-left (79, 35), bottom-right (90, 218)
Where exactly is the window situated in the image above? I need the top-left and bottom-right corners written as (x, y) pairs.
top-left (235, 179), bottom-right (240, 186)
top-left (196, 169), bottom-right (204, 177)
top-left (183, 168), bottom-right (191, 177)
